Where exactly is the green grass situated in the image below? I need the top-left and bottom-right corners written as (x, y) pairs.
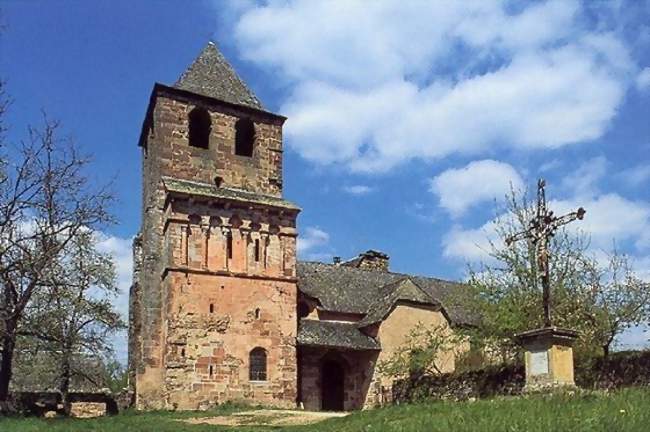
top-left (2, 387), bottom-right (649, 432)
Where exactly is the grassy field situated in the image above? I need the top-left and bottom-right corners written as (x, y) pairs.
top-left (2, 387), bottom-right (649, 432)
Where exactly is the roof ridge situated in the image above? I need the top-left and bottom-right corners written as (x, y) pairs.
top-left (297, 260), bottom-right (460, 284)
top-left (402, 277), bottom-right (437, 304)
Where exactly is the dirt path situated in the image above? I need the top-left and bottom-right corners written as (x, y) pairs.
top-left (182, 409), bottom-right (349, 427)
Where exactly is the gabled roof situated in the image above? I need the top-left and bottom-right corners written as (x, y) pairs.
top-left (297, 319), bottom-right (381, 351)
top-left (356, 278), bottom-right (440, 328)
top-left (297, 261), bottom-right (476, 326)
top-left (175, 41), bottom-right (264, 110)
top-left (162, 177), bottom-right (300, 211)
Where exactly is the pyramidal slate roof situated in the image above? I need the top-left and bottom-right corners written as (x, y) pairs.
top-left (175, 41), bottom-right (264, 110)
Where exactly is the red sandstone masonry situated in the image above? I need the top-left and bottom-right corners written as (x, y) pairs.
top-left (131, 87), bottom-right (298, 410)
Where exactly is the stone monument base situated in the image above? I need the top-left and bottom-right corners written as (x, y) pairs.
top-left (515, 327), bottom-right (578, 391)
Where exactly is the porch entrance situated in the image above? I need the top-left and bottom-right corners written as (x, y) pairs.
top-left (321, 359), bottom-right (345, 411)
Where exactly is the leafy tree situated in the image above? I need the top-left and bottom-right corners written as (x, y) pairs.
top-left (26, 230), bottom-right (124, 414)
top-left (579, 251), bottom-right (650, 357)
top-left (450, 189), bottom-right (650, 362)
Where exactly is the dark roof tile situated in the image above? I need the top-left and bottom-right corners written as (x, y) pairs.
top-left (356, 278), bottom-right (439, 328)
top-left (297, 261), bottom-right (475, 326)
top-left (175, 42), bottom-right (263, 110)
top-left (297, 319), bottom-right (380, 350)
top-left (162, 177), bottom-right (300, 211)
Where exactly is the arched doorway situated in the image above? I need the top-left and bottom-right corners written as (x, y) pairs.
top-left (321, 358), bottom-right (345, 411)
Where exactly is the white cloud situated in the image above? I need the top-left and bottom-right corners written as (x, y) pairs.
top-left (552, 194), bottom-right (650, 251)
top-left (631, 255), bottom-right (650, 282)
top-left (636, 67), bottom-right (650, 91)
top-left (297, 226), bottom-right (330, 260)
top-left (561, 156), bottom-right (608, 198)
top-left (342, 185), bottom-right (374, 195)
top-left (444, 192), bottom-right (650, 264)
top-left (430, 160), bottom-right (523, 218)
top-left (96, 233), bottom-right (134, 363)
top-left (619, 164), bottom-right (650, 186)
top-left (443, 165), bottom-right (650, 264)
top-left (443, 220), bottom-right (501, 263)
top-left (538, 159), bottom-right (563, 173)
top-left (226, 0), bottom-right (635, 172)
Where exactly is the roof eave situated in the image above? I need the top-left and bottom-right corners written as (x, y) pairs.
top-left (164, 189), bottom-right (301, 213)
top-left (297, 341), bottom-right (381, 351)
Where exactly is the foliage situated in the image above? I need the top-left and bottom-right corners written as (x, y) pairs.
top-left (378, 323), bottom-right (465, 378)
top-left (578, 253), bottom-right (650, 357)
top-left (448, 188), bottom-right (650, 361)
top-left (575, 350), bottom-right (650, 390)
top-left (101, 358), bottom-right (128, 394)
top-left (24, 230), bottom-right (124, 412)
top-left (1, 387), bottom-right (649, 431)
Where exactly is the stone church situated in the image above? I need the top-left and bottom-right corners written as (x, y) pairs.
top-left (128, 42), bottom-right (471, 411)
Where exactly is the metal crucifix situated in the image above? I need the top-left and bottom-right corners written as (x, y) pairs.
top-left (506, 179), bottom-right (586, 328)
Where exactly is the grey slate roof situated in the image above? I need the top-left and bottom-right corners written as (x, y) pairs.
top-left (356, 278), bottom-right (439, 328)
top-left (297, 319), bottom-right (381, 351)
top-left (297, 261), bottom-right (475, 326)
top-left (162, 177), bottom-right (300, 211)
top-left (175, 42), bottom-right (264, 110)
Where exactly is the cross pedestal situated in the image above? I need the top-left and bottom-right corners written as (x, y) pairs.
top-left (515, 327), bottom-right (578, 391)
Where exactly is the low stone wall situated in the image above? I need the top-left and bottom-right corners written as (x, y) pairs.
top-left (393, 350), bottom-right (650, 403)
top-left (393, 364), bottom-right (525, 403)
top-left (5, 391), bottom-right (120, 417)
top-left (576, 350), bottom-right (650, 389)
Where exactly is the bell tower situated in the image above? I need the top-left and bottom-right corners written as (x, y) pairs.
top-left (129, 42), bottom-right (300, 410)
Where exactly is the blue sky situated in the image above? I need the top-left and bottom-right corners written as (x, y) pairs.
top-left (2, 0), bottom-right (649, 360)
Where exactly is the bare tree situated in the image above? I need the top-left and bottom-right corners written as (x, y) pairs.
top-left (0, 117), bottom-right (113, 406)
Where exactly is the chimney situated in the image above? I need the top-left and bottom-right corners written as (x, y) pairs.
top-left (345, 250), bottom-right (389, 272)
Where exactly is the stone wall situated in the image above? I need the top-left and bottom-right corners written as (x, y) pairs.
top-left (393, 350), bottom-right (650, 403)
top-left (298, 347), bottom-right (379, 411)
top-left (393, 364), bottom-right (526, 403)
top-left (145, 93), bottom-right (285, 196)
top-left (8, 392), bottom-right (119, 417)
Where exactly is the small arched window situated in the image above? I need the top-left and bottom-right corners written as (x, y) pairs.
top-left (188, 107), bottom-right (211, 149)
top-left (234, 118), bottom-right (255, 157)
top-left (249, 347), bottom-right (267, 381)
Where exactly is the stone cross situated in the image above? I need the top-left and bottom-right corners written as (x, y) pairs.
top-left (506, 179), bottom-right (585, 328)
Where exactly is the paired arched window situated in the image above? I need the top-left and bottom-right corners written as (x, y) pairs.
top-left (249, 347), bottom-right (267, 381)
top-left (188, 107), bottom-right (211, 149)
top-left (234, 118), bottom-right (255, 157)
